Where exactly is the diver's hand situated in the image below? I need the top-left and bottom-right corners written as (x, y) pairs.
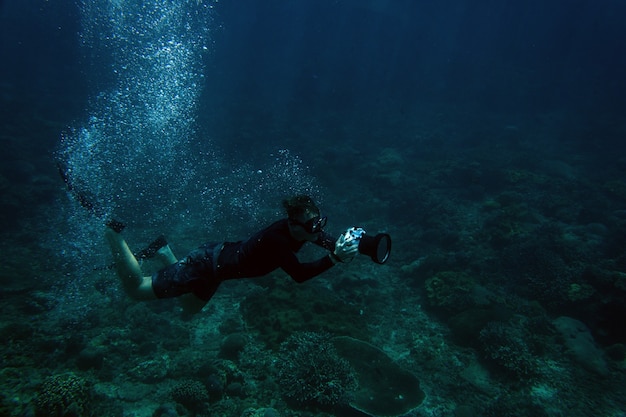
top-left (333, 233), bottom-right (359, 262)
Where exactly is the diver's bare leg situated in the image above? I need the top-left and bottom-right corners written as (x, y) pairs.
top-left (156, 245), bottom-right (177, 267)
top-left (105, 228), bottom-right (156, 300)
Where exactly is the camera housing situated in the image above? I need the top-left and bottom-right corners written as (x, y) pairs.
top-left (343, 227), bottom-right (392, 264)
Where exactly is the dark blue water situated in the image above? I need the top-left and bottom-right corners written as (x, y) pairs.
top-left (2, 1), bottom-right (626, 416)
top-left (203, 0), bottom-right (626, 153)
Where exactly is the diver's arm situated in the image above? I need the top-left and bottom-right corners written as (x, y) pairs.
top-left (281, 251), bottom-right (335, 283)
top-left (314, 230), bottom-right (358, 264)
top-left (314, 231), bottom-right (337, 251)
top-left (283, 232), bottom-right (357, 281)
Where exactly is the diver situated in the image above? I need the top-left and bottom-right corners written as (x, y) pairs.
top-left (105, 195), bottom-right (370, 315)
top-left (59, 160), bottom-right (391, 314)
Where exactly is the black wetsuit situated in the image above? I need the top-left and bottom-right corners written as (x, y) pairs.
top-left (152, 219), bottom-right (336, 301)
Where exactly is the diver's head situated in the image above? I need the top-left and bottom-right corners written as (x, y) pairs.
top-left (283, 195), bottom-right (326, 241)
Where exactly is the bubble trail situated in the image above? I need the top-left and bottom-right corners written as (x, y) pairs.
top-left (53, 1), bottom-right (320, 311)
top-left (59, 0), bottom-right (215, 230)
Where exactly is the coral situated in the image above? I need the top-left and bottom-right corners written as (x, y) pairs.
top-left (479, 321), bottom-right (536, 378)
top-left (332, 336), bottom-right (425, 417)
top-left (170, 380), bottom-right (209, 411)
top-left (219, 332), bottom-right (247, 360)
top-left (424, 270), bottom-right (474, 313)
top-left (35, 373), bottom-right (91, 417)
top-left (241, 408), bottom-right (281, 417)
top-left (76, 346), bottom-right (105, 371)
top-left (275, 332), bottom-right (356, 406)
top-left (482, 201), bottom-right (532, 246)
top-left (505, 169), bottom-right (549, 186)
top-left (553, 316), bottom-right (609, 376)
top-left (605, 343), bottom-right (626, 361)
top-left (614, 271), bottom-right (626, 291)
top-left (240, 283), bottom-right (370, 349)
top-left (483, 392), bottom-right (549, 417)
top-left (377, 147), bottom-right (404, 168)
top-left (448, 307), bottom-right (507, 347)
top-left (602, 179), bottom-right (626, 201)
top-left (502, 237), bottom-right (579, 310)
top-left (566, 283), bottom-right (595, 302)
top-left (128, 357), bottom-right (169, 382)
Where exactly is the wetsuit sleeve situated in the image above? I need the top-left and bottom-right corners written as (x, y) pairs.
top-left (280, 251), bottom-right (335, 283)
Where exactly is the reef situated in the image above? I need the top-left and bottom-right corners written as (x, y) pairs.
top-left (35, 373), bottom-right (92, 417)
top-left (240, 281), bottom-right (371, 349)
top-left (275, 332), bottom-right (357, 406)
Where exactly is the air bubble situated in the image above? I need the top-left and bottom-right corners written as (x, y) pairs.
top-left (55, 0), bottom-right (320, 316)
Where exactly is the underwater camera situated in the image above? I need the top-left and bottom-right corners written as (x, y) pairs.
top-left (343, 227), bottom-right (392, 264)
